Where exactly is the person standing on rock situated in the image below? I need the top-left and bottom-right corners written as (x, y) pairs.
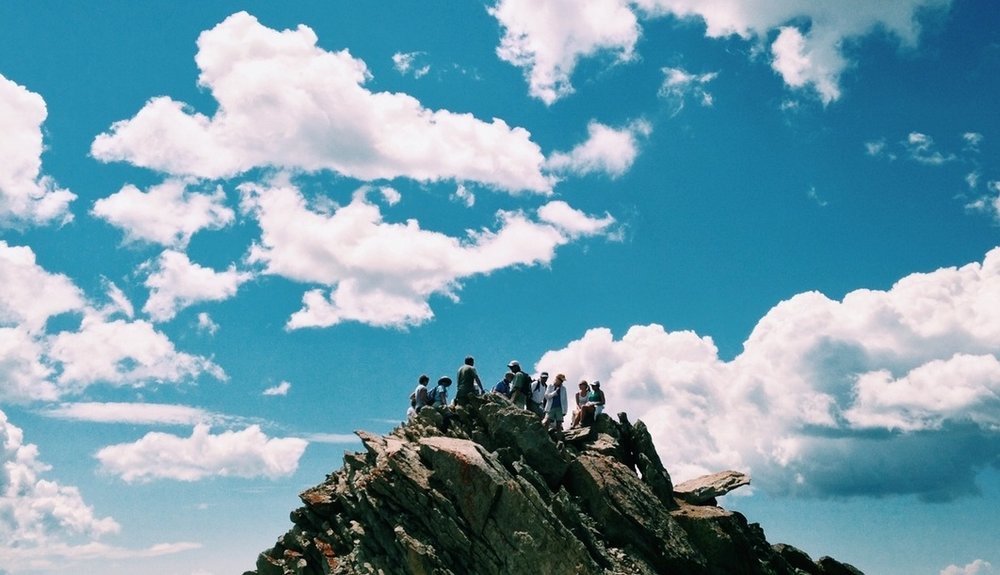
top-left (507, 360), bottom-right (532, 409)
top-left (529, 371), bottom-right (548, 416)
top-left (455, 356), bottom-right (482, 405)
top-left (542, 373), bottom-right (568, 431)
top-left (492, 371), bottom-right (513, 397)
top-left (429, 376), bottom-right (452, 407)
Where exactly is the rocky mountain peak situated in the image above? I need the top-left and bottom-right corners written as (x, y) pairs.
top-left (245, 394), bottom-right (863, 575)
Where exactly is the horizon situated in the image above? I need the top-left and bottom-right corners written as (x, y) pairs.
top-left (0, 2), bottom-right (998, 574)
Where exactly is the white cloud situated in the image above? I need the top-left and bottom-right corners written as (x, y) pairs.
top-left (659, 67), bottom-right (718, 113)
top-left (0, 241), bottom-right (85, 334)
top-left (0, 540), bottom-right (201, 573)
top-left (196, 312), bottom-right (219, 335)
top-left (0, 73), bottom-right (76, 226)
top-left (941, 560), bottom-right (994, 575)
top-left (538, 200), bottom-right (617, 237)
top-left (905, 131), bottom-right (956, 165)
top-left (392, 51), bottom-right (430, 78)
top-left (102, 279), bottom-right (135, 319)
top-left (490, 0), bottom-right (640, 105)
top-left (47, 314), bottom-right (226, 389)
top-left (0, 410), bottom-right (119, 561)
top-left (240, 181), bottom-right (616, 328)
top-left (91, 180), bottom-right (235, 248)
top-left (962, 132), bottom-right (984, 151)
top-left (0, 327), bottom-right (59, 402)
top-left (492, 0), bottom-right (950, 104)
top-left (92, 12), bottom-right (552, 194)
top-left (537, 246), bottom-right (1000, 500)
top-left (142, 250), bottom-right (252, 322)
top-left (95, 424), bottom-right (308, 482)
top-left (452, 183), bottom-right (476, 207)
top-left (262, 381), bottom-right (291, 396)
top-left (300, 432), bottom-right (360, 444)
top-left (965, 181), bottom-right (1000, 223)
top-left (39, 402), bottom-right (215, 426)
top-left (545, 120), bottom-right (651, 178)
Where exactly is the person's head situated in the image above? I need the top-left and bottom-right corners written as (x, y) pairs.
top-left (592, 381), bottom-right (601, 391)
top-left (539, 372), bottom-right (549, 382)
top-left (419, 374), bottom-right (429, 385)
top-left (504, 371), bottom-right (514, 381)
top-left (465, 356), bottom-right (475, 366)
top-left (554, 373), bottom-right (566, 386)
top-left (578, 380), bottom-right (589, 391)
top-left (508, 360), bottom-right (520, 372)
top-left (438, 376), bottom-right (452, 387)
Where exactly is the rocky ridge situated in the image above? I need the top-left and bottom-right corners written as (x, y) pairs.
top-left (246, 394), bottom-right (863, 575)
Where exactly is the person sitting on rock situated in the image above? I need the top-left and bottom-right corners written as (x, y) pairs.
top-left (541, 373), bottom-right (568, 431)
top-left (529, 371), bottom-right (548, 417)
top-left (491, 371), bottom-right (513, 397)
top-left (570, 380), bottom-right (590, 428)
top-left (428, 376), bottom-right (452, 408)
top-left (410, 374), bottom-right (431, 415)
top-left (580, 380), bottom-right (606, 427)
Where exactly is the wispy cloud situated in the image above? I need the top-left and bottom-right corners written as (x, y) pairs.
top-left (39, 402), bottom-right (220, 426)
top-left (262, 381), bottom-right (291, 396)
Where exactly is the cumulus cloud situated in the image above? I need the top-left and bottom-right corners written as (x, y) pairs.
top-left (91, 180), bottom-right (235, 248)
top-left (659, 67), bottom-right (718, 113)
top-left (490, 0), bottom-right (640, 104)
top-left (196, 312), bottom-right (219, 335)
top-left (95, 424), bottom-right (308, 482)
top-left (240, 181), bottom-right (616, 329)
top-left (92, 12), bottom-right (552, 193)
top-left (47, 314), bottom-right (226, 389)
top-left (262, 381), bottom-right (291, 396)
top-left (537, 246), bottom-right (1000, 500)
top-left (0, 241), bottom-right (85, 334)
top-left (492, 0), bottom-right (950, 104)
top-left (545, 120), bottom-right (651, 178)
top-left (941, 560), bottom-right (994, 575)
top-left (142, 250), bottom-right (252, 322)
top-left (0, 74), bottom-right (76, 226)
top-left (0, 410), bottom-right (119, 559)
top-left (0, 327), bottom-right (59, 402)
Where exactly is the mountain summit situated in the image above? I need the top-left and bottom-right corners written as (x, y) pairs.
top-left (245, 394), bottom-right (863, 575)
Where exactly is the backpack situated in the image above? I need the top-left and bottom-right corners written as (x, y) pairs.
top-left (427, 385), bottom-right (441, 405)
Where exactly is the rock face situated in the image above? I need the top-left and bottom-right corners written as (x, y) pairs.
top-left (246, 394), bottom-right (862, 575)
top-left (674, 470), bottom-right (752, 505)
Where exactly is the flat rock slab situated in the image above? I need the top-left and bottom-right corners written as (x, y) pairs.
top-left (673, 470), bottom-right (750, 505)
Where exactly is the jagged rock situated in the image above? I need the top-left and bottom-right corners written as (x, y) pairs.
top-left (675, 470), bottom-right (752, 505)
top-left (246, 394), bottom-right (862, 575)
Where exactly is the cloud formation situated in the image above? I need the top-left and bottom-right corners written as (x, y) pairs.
top-left (92, 180), bottom-right (235, 248)
top-left (0, 74), bottom-right (76, 226)
top-left (659, 67), bottom-right (718, 114)
top-left (0, 411), bottom-right (118, 559)
top-left (39, 402), bottom-right (215, 426)
top-left (545, 120), bottom-right (651, 178)
top-left (240, 181), bottom-right (616, 329)
top-left (491, 0), bottom-right (951, 104)
top-left (92, 12), bottom-right (552, 193)
top-left (941, 560), bottom-right (994, 575)
top-left (95, 424), bottom-right (308, 482)
top-left (142, 250), bottom-right (252, 322)
top-left (537, 246), bottom-right (1000, 500)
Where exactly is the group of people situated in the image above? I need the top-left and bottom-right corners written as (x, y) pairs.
top-left (407, 356), bottom-right (606, 431)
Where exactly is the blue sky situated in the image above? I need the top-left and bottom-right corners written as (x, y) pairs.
top-left (0, 2), bottom-right (997, 574)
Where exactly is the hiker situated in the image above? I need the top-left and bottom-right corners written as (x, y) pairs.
top-left (570, 380), bottom-right (590, 428)
top-left (580, 380), bottom-right (606, 427)
top-left (428, 376), bottom-right (452, 408)
top-left (410, 374), bottom-right (431, 413)
top-left (529, 371), bottom-right (548, 416)
top-left (455, 356), bottom-right (482, 405)
top-left (507, 360), bottom-right (532, 409)
top-left (492, 371), bottom-right (513, 397)
top-left (542, 373), bottom-right (568, 431)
